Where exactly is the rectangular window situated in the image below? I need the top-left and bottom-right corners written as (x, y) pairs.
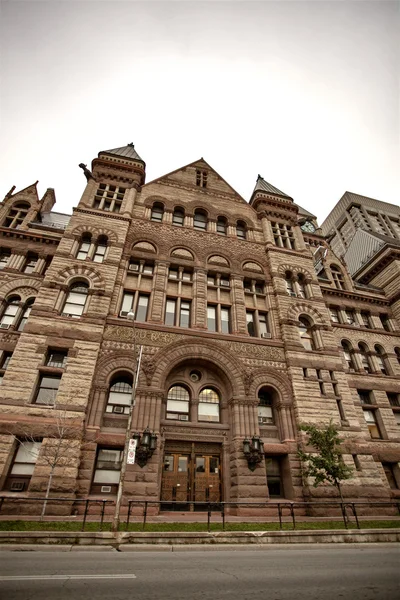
top-left (46, 350), bottom-right (67, 369)
top-left (207, 305), bottom-right (217, 332)
top-left (246, 311), bottom-right (256, 337)
top-left (382, 462), bottom-right (399, 490)
top-left (272, 222), bottom-right (295, 250)
top-left (266, 457), bottom-right (283, 497)
top-left (220, 307), bottom-right (230, 334)
top-left (94, 184), bottom-right (125, 213)
top-left (380, 314), bottom-right (391, 332)
top-left (259, 313), bottom-right (269, 337)
top-left (207, 275), bottom-right (216, 286)
top-left (91, 448), bottom-right (122, 494)
top-left (136, 294), bottom-right (149, 322)
top-left (388, 393), bottom-right (400, 408)
top-left (169, 268), bottom-right (179, 279)
top-left (34, 375), bottom-right (61, 405)
top-left (258, 405), bottom-right (273, 425)
top-left (358, 389), bottom-right (372, 405)
top-left (93, 244), bottom-right (107, 263)
top-left (363, 410), bottom-right (381, 439)
top-left (360, 312), bottom-right (371, 328)
top-left (345, 310), bottom-right (355, 325)
top-left (4, 441), bottom-right (42, 492)
top-left (179, 301), bottom-right (191, 328)
top-left (120, 292), bottom-right (135, 316)
top-left (0, 250), bottom-right (11, 270)
top-left (165, 299), bottom-right (176, 326)
top-left (0, 351), bottom-right (12, 385)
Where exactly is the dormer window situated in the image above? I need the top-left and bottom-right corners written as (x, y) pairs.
top-left (3, 203), bottom-right (30, 229)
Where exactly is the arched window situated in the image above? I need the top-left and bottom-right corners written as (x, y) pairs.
top-left (236, 221), bottom-right (247, 240)
top-left (3, 203), bottom-right (30, 228)
top-left (172, 207), bottom-right (185, 226)
top-left (0, 296), bottom-right (21, 329)
top-left (374, 345), bottom-right (389, 375)
top-left (166, 385), bottom-right (190, 420)
top-left (298, 316), bottom-right (315, 351)
top-left (193, 209), bottom-right (208, 231)
top-left (151, 202), bottom-right (164, 223)
top-left (198, 388), bottom-right (220, 422)
top-left (106, 375), bottom-right (133, 414)
top-left (358, 343), bottom-right (372, 374)
top-left (341, 340), bottom-right (356, 370)
top-left (331, 265), bottom-right (346, 290)
top-left (23, 253), bottom-right (38, 274)
top-left (395, 348), bottom-right (400, 365)
top-left (297, 274), bottom-right (306, 298)
top-left (17, 298), bottom-right (34, 331)
top-left (93, 236), bottom-right (108, 263)
top-left (217, 216), bottom-right (227, 235)
top-left (285, 271), bottom-right (295, 296)
top-left (258, 388), bottom-right (274, 424)
top-left (62, 282), bottom-right (89, 318)
top-left (0, 249), bottom-right (11, 270)
top-left (76, 233), bottom-right (92, 261)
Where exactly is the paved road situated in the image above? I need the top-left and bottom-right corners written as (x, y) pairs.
top-left (0, 544), bottom-right (399, 600)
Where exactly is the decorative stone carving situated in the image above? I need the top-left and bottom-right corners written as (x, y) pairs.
top-left (140, 355), bottom-right (157, 386)
top-left (243, 370), bottom-right (253, 395)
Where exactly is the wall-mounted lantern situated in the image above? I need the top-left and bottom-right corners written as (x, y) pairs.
top-left (243, 435), bottom-right (264, 471)
top-left (132, 427), bottom-right (158, 468)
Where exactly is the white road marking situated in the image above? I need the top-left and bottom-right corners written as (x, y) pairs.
top-left (0, 574), bottom-right (137, 581)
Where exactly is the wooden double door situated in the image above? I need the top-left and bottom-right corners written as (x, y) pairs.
top-left (161, 446), bottom-right (221, 509)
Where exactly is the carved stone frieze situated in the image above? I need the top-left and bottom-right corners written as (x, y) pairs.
top-left (103, 325), bottom-right (183, 346)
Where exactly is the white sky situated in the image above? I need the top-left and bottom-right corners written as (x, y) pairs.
top-left (0, 0), bottom-right (399, 223)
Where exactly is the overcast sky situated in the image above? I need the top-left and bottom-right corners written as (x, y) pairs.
top-left (0, 0), bottom-right (398, 223)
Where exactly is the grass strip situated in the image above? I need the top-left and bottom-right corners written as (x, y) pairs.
top-left (0, 520), bottom-right (399, 532)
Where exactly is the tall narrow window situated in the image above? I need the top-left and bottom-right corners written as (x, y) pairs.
top-left (198, 388), bottom-right (220, 422)
top-left (179, 301), bottom-right (191, 328)
top-left (379, 314), bottom-right (391, 332)
top-left (17, 299), bottom-right (34, 331)
top-left (172, 208), bottom-right (185, 226)
top-left (91, 448), bottom-right (122, 494)
top-left (388, 393), bottom-right (400, 427)
top-left (330, 308), bottom-right (340, 323)
top-left (360, 311), bottom-right (371, 328)
top-left (93, 236), bottom-right (108, 263)
top-left (0, 296), bottom-right (20, 329)
top-left (345, 310), bottom-right (356, 325)
top-left (258, 388), bottom-right (274, 424)
top-left (358, 343), bottom-right (372, 374)
top-left (207, 305), bottom-right (217, 332)
top-left (62, 282), bottom-right (88, 318)
top-left (151, 202), bottom-right (164, 222)
top-left (166, 385), bottom-right (190, 420)
top-left (341, 341), bottom-right (355, 370)
top-left (76, 234), bottom-right (92, 260)
top-left (220, 307), bottom-right (230, 334)
top-left (0, 351), bottom-right (12, 385)
top-left (266, 457), bottom-right (283, 497)
top-left (246, 311), bottom-right (255, 337)
top-left (395, 348), bottom-right (400, 365)
top-left (3, 203), bottom-right (30, 228)
top-left (331, 265), bottom-right (346, 290)
top-left (298, 317), bottom-right (315, 351)
top-left (285, 272), bottom-right (295, 296)
top-left (363, 409), bottom-right (381, 439)
top-left (23, 253), bottom-right (38, 274)
top-left (106, 376), bottom-right (133, 415)
top-left (297, 274), bottom-right (306, 298)
top-left (217, 217), bottom-right (227, 235)
top-left (4, 441), bottom-right (42, 492)
top-left (375, 345), bottom-right (389, 375)
top-left (194, 210), bottom-right (207, 231)
top-left (136, 294), bottom-right (149, 322)
top-left (0, 249), bottom-right (11, 270)
top-left (165, 299), bottom-right (176, 326)
top-left (236, 221), bottom-right (246, 240)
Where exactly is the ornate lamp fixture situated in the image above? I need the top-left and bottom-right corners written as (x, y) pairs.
top-left (133, 427), bottom-right (158, 468)
top-left (243, 435), bottom-right (264, 471)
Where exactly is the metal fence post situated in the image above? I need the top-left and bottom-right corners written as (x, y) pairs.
top-left (278, 504), bottom-right (283, 530)
top-left (207, 503), bottom-right (211, 532)
top-left (100, 500), bottom-right (106, 532)
top-left (221, 503), bottom-right (225, 531)
top-left (82, 499), bottom-right (89, 532)
top-left (143, 501), bottom-right (148, 531)
top-left (126, 501), bottom-right (132, 531)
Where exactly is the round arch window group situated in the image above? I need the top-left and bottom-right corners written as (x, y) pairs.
top-left (166, 385), bottom-right (220, 422)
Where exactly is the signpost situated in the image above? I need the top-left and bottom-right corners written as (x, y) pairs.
top-left (127, 438), bottom-right (137, 465)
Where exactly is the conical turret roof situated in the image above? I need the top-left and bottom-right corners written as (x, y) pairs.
top-left (252, 175), bottom-right (292, 199)
top-left (99, 143), bottom-right (145, 164)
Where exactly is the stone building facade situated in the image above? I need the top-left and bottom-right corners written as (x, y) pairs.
top-left (0, 144), bottom-right (399, 514)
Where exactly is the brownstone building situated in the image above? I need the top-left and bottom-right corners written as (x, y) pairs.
top-left (0, 144), bottom-right (399, 513)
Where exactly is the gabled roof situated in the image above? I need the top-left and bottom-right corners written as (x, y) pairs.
top-left (144, 158), bottom-right (247, 203)
top-left (251, 175), bottom-right (292, 200)
top-left (295, 203), bottom-right (317, 220)
top-left (99, 143), bottom-right (145, 164)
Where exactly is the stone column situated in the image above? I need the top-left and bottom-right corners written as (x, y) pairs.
top-left (148, 261), bottom-right (168, 323)
top-left (192, 268), bottom-right (207, 329)
top-left (231, 275), bottom-right (247, 335)
top-left (260, 213), bottom-right (274, 245)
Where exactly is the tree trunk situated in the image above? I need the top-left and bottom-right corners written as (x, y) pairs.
top-left (41, 467), bottom-right (54, 519)
top-left (335, 480), bottom-right (347, 525)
